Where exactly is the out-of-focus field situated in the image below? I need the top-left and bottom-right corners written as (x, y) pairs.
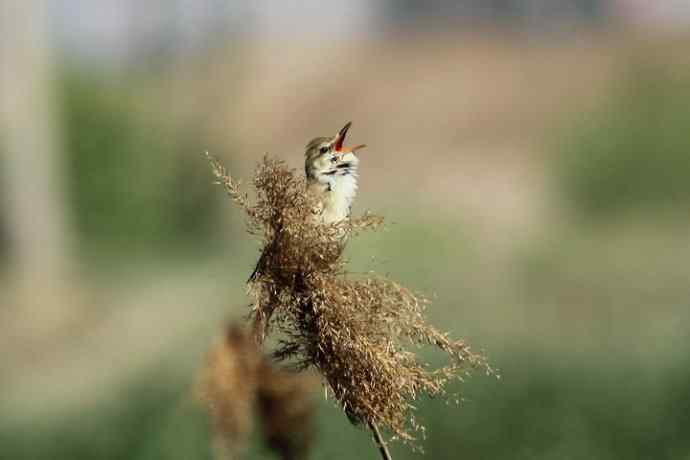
top-left (3, 31), bottom-right (690, 459)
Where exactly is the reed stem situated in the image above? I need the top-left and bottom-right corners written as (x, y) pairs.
top-left (369, 421), bottom-right (392, 460)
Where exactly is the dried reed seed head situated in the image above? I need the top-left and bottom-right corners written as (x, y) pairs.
top-left (290, 275), bottom-right (490, 441)
top-left (207, 156), bottom-right (491, 446)
top-left (197, 325), bottom-right (262, 455)
top-left (201, 328), bottom-right (261, 408)
top-left (198, 323), bottom-right (319, 460)
top-left (257, 366), bottom-right (319, 460)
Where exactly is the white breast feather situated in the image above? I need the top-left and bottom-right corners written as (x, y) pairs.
top-left (320, 153), bottom-right (359, 224)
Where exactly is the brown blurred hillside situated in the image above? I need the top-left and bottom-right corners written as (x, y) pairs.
top-left (195, 30), bottom-right (688, 237)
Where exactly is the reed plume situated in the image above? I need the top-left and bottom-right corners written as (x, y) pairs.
top-left (205, 153), bottom-right (492, 455)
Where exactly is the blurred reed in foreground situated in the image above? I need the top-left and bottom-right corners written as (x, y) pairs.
top-left (198, 324), bottom-right (317, 460)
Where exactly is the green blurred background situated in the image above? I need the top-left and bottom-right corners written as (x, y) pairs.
top-left (2, 1), bottom-right (690, 459)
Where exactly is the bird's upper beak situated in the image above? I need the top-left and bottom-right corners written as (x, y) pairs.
top-left (334, 121), bottom-right (366, 154)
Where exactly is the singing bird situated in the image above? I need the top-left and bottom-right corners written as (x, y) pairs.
top-left (304, 121), bottom-right (366, 224)
top-left (248, 122), bottom-right (365, 282)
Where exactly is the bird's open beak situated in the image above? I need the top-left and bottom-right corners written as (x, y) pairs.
top-left (334, 121), bottom-right (366, 153)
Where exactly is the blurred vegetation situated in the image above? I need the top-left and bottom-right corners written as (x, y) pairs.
top-left (0, 372), bottom-right (212, 460)
top-left (382, 0), bottom-right (605, 25)
top-left (60, 72), bottom-right (226, 261)
top-left (2, 351), bottom-right (690, 460)
top-left (0, 212), bottom-right (8, 262)
top-left (5, 41), bottom-right (690, 460)
top-left (3, 210), bottom-right (689, 459)
top-left (557, 62), bottom-right (690, 221)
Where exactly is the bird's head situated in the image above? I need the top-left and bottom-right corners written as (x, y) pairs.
top-left (304, 121), bottom-right (366, 180)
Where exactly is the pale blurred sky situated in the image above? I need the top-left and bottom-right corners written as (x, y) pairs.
top-left (48, 1), bottom-right (690, 65)
top-left (51, 0), bottom-right (374, 63)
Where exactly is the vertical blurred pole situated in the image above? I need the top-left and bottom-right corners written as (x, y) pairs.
top-left (0, 1), bottom-right (75, 332)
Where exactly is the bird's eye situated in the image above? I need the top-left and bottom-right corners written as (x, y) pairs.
top-left (319, 146), bottom-right (329, 154)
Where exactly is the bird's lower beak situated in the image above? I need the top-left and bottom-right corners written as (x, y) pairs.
top-left (334, 121), bottom-right (366, 153)
top-left (340, 144), bottom-right (367, 153)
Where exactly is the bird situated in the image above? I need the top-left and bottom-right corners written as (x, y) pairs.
top-left (248, 121), bottom-right (365, 282)
top-left (303, 121), bottom-right (366, 224)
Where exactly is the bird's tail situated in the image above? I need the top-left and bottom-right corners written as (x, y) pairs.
top-left (247, 247), bottom-right (267, 283)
